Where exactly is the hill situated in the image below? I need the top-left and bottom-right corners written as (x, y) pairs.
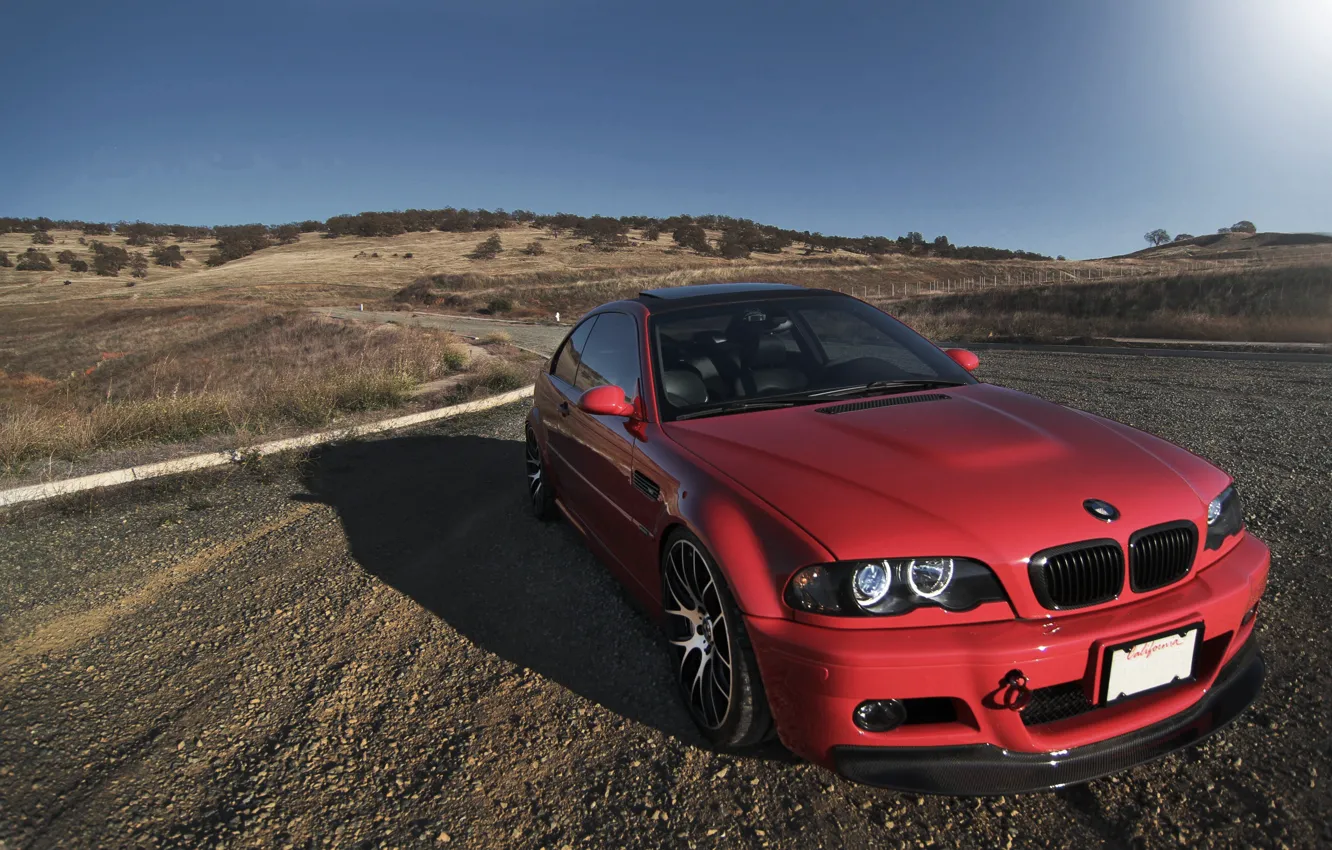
top-left (1124, 231), bottom-right (1332, 261)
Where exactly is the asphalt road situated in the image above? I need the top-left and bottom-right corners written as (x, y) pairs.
top-left (2, 351), bottom-right (1331, 849)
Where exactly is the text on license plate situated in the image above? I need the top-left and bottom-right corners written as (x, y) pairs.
top-left (1103, 625), bottom-right (1201, 703)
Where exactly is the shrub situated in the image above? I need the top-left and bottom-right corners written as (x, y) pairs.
top-left (82, 223), bottom-right (112, 235)
top-left (57, 249), bottom-right (78, 264)
top-left (130, 252), bottom-right (149, 278)
top-left (90, 241), bottom-right (130, 275)
top-left (469, 233), bottom-right (503, 260)
top-left (16, 249), bottom-right (54, 271)
top-left (521, 240), bottom-right (546, 256)
top-left (403, 252), bottom-right (414, 259)
top-left (642, 224), bottom-right (661, 241)
top-left (69, 259), bottom-right (89, 272)
top-left (487, 297), bottom-right (513, 313)
top-left (32, 231), bottom-right (55, 245)
top-left (1173, 233), bottom-right (1195, 242)
top-left (0, 250), bottom-right (10, 268)
top-left (151, 244), bottom-right (185, 267)
top-left (447, 360), bottom-right (528, 403)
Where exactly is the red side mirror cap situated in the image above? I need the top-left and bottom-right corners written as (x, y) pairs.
top-left (578, 385), bottom-right (635, 417)
top-left (945, 348), bottom-right (979, 372)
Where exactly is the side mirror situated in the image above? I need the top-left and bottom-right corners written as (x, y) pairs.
top-left (944, 348), bottom-right (979, 372)
top-left (578, 385), bottom-right (635, 417)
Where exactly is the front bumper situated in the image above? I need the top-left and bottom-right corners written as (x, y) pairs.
top-left (832, 635), bottom-right (1262, 794)
top-left (745, 532), bottom-right (1269, 791)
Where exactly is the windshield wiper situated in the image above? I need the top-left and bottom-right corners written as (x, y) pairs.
top-left (674, 400), bottom-right (809, 421)
top-left (806, 379), bottom-right (966, 400)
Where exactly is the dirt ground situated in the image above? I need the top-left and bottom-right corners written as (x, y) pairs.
top-left (2, 350), bottom-right (1330, 849)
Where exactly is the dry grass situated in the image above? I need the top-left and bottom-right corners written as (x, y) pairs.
top-left (892, 266), bottom-right (1332, 343)
top-left (0, 226), bottom-right (872, 308)
top-left (0, 301), bottom-right (469, 474)
top-left (445, 359), bottom-right (533, 404)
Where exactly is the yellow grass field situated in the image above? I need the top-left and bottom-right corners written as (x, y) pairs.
top-left (5, 224), bottom-right (1291, 310)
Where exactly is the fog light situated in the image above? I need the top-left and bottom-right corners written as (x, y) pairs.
top-left (853, 699), bottom-right (907, 732)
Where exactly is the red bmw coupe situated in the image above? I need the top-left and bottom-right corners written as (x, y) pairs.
top-left (524, 283), bottom-right (1267, 794)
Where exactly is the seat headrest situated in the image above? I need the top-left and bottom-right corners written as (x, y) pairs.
top-left (663, 369), bottom-right (708, 407)
top-left (750, 334), bottom-right (788, 369)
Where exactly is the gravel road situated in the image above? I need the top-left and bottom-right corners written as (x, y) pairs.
top-left (2, 351), bottom-right (1330, 849)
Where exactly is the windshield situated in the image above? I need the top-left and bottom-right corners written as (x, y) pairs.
top-left (650, 294), bottom-right (976, 421)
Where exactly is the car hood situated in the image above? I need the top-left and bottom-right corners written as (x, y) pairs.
top-left (665, 384), bottom-right (1229, 615)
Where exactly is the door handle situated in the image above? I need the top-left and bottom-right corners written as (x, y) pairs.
top-left (558, 401), bottom-right (571, 417)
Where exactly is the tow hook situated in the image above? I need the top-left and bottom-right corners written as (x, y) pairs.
top-left (1000, 669), bottom-right (1032, 711)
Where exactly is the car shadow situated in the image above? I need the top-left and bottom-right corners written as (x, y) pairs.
top-left (295, 432), bottom-right (706, 744)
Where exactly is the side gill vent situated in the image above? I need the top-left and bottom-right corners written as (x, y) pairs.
top-left (633, 471), bottom-right (661, 500)
top-left (815, 393), bottom-right (951, 416)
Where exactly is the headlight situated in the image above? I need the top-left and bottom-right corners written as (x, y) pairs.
top-left (785, 557), bottom-right (1006, 616)
top-left (1205, 484), bottom-right (1244, 550)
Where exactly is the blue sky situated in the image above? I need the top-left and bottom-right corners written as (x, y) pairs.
top-left (4, 1), bottom-right (1329, 259)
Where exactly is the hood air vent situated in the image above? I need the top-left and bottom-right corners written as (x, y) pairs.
top-left (815, 393), bottom-right (951, 416)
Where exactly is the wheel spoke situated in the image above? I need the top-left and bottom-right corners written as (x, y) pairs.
top-left (665, 540), bottom-right (733, 731)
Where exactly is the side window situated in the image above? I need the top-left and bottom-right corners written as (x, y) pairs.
top-left (552, 317), bottom-right (597, 386)
top-left (574, 312), bottom-right (641, 399)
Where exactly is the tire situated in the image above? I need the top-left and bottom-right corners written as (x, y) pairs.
top-left (525, 427), bottom-right (558, 522)
top-left (661, 528), bottom-right (773, 749)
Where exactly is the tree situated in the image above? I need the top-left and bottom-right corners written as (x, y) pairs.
top-left (468, 233), bottom-right (503, 260)
top-left (90, 241), bottom-right (130, 275)
top-left (120, 221), bottom-right (160, 246)
top-left (151, 244), bottom-right (185, 267)
top-left (57, 249), bottom-right (78, 264)
top-left (717, 231), bottom-right (751, 259)
top-left (271, 223), bottom-right (301, 244)
top-left (1230, 220), bottom-right (1257, 234)
top-left (642, 224), bottom-right (661, 241)
top-left (1143, 228), bottom-right (1171, 247)
top-left (205, 224), bottom-right (273, 266)
top-left (129, 252), bottom-right (149, 278)
top-left (0, 250), bottom-right (11, 267)
top-left (16, 249), bottom-right (54, 271)
top-left (521, 240), bottom-right (546, 256)
top-left (32, 230), bottom-right (55, 245)
top-left (69, 259), bottom-right (89, 272)
top-left (575, 216), bottom-right (630, 249)
top-left (672, 223), bottom-right (711, 254)
top-left (1217, 227), bottom-right (1231, 234)
top-left (1173, 233), bottom-right (1195, 242)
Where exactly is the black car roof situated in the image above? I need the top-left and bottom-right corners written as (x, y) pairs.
top-left (635, 282), bottom-right (837, 311)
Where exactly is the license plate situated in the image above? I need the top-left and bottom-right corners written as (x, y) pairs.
top-left (1101, 624), bottom-right (1202, 703)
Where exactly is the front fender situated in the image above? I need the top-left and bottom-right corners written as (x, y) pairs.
top-left (652, 428), bottom-right (832, 619)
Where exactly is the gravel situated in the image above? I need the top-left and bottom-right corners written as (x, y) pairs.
top-left (1, 351), bottom-right (1330, 849)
